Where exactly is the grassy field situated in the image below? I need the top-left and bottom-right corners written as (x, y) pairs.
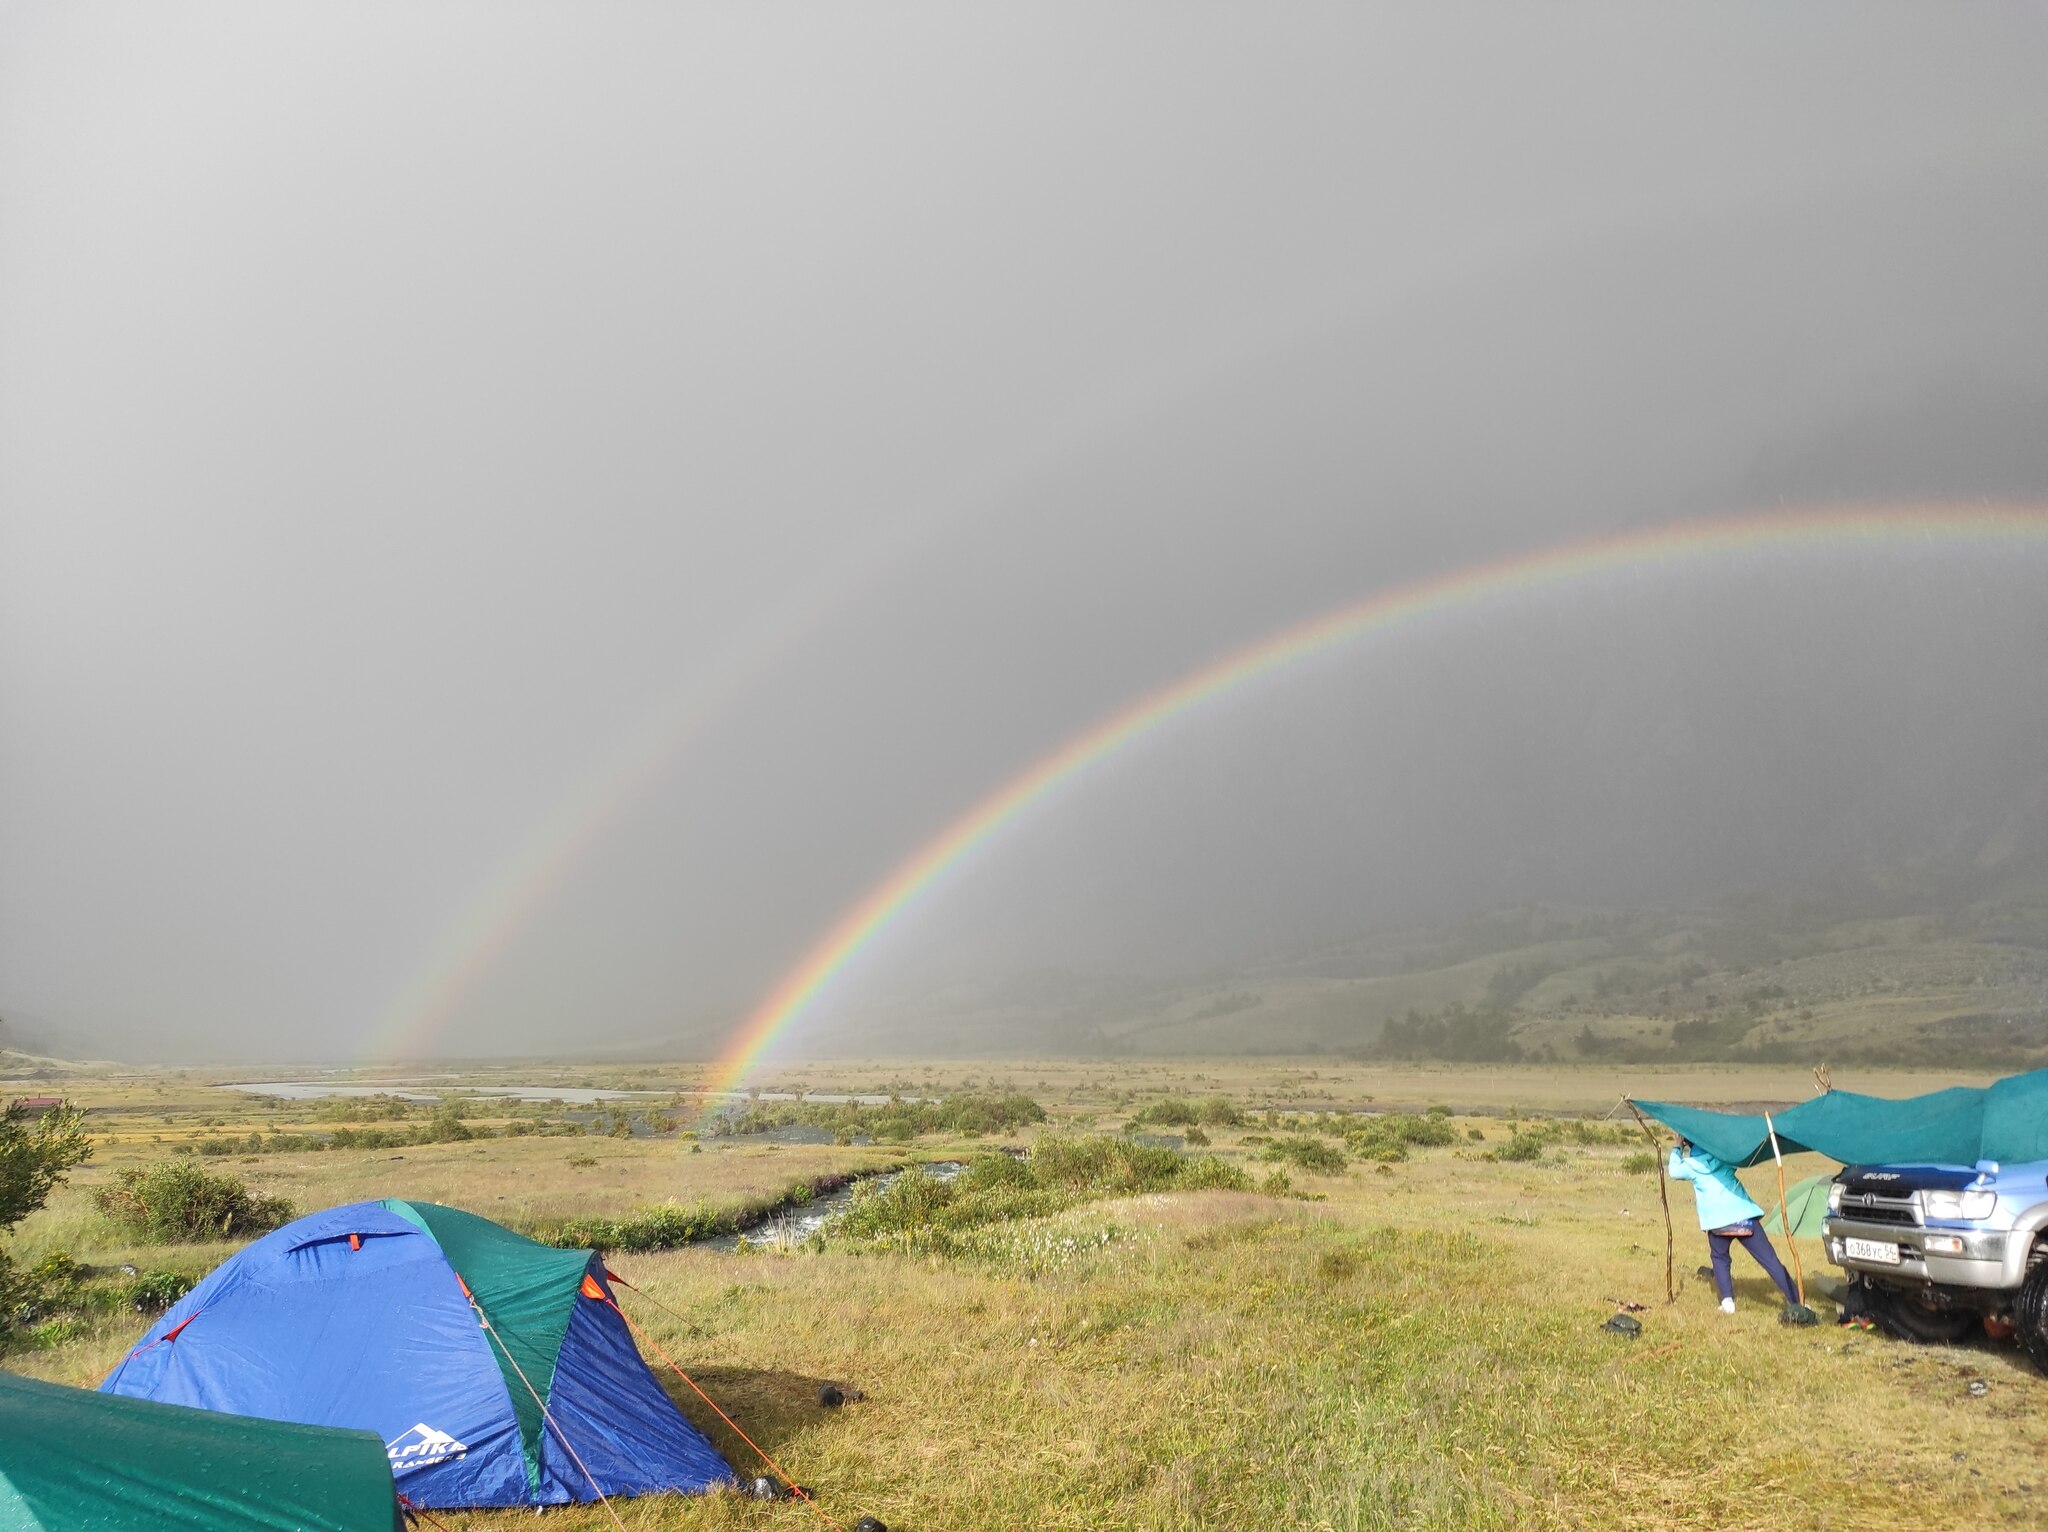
top-left (7, 1060), bottom-right (2045, 1530)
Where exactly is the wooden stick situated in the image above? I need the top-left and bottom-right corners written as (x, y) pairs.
top-left (1623, 1097), bottom-right (1676, 1305)
top-left (1765, 1110), bottom-right (1806, 1305)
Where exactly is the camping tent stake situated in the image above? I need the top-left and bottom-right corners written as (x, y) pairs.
top-left (1623, 1098), bottom-right (1676, 1305)
top-left (1764, 1112), bottom-right (1806, 1305)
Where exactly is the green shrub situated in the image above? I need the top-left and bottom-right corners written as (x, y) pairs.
top-left (27, 1250), bottom-right (83, 1290)
top-left (27, 1316), bottom-right (86, 1349)
top-left (1490, 1135), bottom-right (1545, 1163)
top-left (1131, 1094), bottom-right (1244, 1129)
top-left (1343, 1111), bottom-right (1457, 1163)
top-left (1350, 1135), bottom-right (1409, 1164)
top-left (1398, 1113), bottom-right (1458, 1147)
top-left (95, 1162), bottom-right (294, 1242)
top-left (834, 1166), bottom-right (963, 1240)
top-left (1029, 1135), bottom-right (1247, 1195)
top-left (1622, 1150), bottom-right (1657, 1175)
top-left (310, 1096), bottom-right (414, 1123)
top-left (127, 1270), bottom-right (194, 1313)
top-left (3, 1250), bottom-right (84, 1330)
top-left (1183, 1126), bottom-right (1210, 1147)
top-left (2, 1100), bottom-right (92, 1257)
top-left (540, 1201), bottom-right (733, 1251)
top-left (717, 1092), bottom-right (1048, 1143)
top-left (1261, 1135), bottom-right (1348, 1175)
top-left (1129, 1098), bottom-right (1199, 1127)
top-left (426, 1105), bottom-right (475, 1143)
top-left (956, 1151), bottom-right (1034, 1193)
top-left (830, 1138), bottom-right (1250, 1249)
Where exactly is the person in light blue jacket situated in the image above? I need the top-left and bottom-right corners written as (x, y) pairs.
top-left (1667, 1139), bottom-right (1798, 1313)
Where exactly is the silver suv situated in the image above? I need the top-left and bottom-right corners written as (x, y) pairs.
top-left (1823, 1159), bottom-right (2048, 1361)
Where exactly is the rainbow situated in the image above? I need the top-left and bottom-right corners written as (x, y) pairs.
top-left (706, 503), bottom-right (2048, 1093)
top-left (356, 558), bottom-right (881, 1065)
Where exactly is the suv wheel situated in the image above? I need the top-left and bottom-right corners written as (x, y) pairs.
top-left (2015, 1260), bottom-right (2048, 1374)
top-left (1864, 1282), bottom-right (1977, 1345)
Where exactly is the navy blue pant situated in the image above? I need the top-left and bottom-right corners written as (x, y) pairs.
top-left (1707, 1221), bottom-right (1796, 1302)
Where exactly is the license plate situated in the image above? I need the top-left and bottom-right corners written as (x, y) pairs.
top-left (1845, 1237), bottom-right (1901, 1264)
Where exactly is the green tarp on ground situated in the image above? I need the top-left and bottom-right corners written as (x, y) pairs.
top-left (1633, 1066), bottom-right (2048, 1170)
top-left (0, 1369), bottom-right (399, 1532)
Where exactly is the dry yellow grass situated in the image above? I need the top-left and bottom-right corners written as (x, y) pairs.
top-left (6, 1061), bottom-right (2044, 1529)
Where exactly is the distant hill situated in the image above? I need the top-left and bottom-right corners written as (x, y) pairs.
top-left (806, 852), bottom-right (2048, 1068)
top-left (0, 1012), bottom-right (124, 1081)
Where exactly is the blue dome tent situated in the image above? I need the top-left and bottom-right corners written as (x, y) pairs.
top-left (100, 1200), bottom-right (732, 1509)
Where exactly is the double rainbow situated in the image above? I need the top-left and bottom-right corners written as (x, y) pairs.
top-left (705, 503), bottom-right (2048, 1093)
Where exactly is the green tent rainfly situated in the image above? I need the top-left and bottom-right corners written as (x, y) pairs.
top-left (1760, 1173), bottom-right (1833, 1239)
top-left (1632, 1066), bottom-right (2048, 1170)
top-left (0, 1368), bottom-right (401, 1532)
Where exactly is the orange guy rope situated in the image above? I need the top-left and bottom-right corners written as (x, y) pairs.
top-left (604, 1268), bottom-right (716, 1341)
top-left (606, 1291), bottom-right (843, 1531)
top-left (396, 1493), bottom-right (458, 1532)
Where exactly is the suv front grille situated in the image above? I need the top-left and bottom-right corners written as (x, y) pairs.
top-left (1838, 1191), bottom-right (1920, 1226)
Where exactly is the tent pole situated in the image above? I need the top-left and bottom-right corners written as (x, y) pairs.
top-left (1765, 1111), bottom-right (1806, 1305)
top-left (1623, 1098), bottom-right (1676, 1305)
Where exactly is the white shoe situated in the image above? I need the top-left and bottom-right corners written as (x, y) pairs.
top-left (1719, 1297), bottom-right (1736, 1315)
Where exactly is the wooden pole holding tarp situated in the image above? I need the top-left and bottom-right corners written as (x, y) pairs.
top-left (1765, 1110), bottom-right (1806, 1304)
top-left (1623, 1097), bottom-right (1677, 1305)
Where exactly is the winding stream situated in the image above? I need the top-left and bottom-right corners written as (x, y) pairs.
top-left (703, 1160), bottom-right (963, 1252)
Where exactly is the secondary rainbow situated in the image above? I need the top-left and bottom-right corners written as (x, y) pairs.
top-left (707, 503), bottom-right (2048, 1093)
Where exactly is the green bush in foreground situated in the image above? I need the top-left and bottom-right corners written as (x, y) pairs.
top-left (95, 1161), bottom-right (294, 1242)
top-left (2, 1100), bottom-right (93, 1322)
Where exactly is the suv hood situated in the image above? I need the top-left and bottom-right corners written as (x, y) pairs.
top-left (1839, 1163), bottom-right (1979, 1195)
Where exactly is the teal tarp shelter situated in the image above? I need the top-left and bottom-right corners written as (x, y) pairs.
top-left (1632, 1067), bottom-right (2048, 1169)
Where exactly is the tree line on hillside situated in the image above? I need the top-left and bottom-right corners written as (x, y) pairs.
top-left (1364, 1000), bottom-right (2048, 1068)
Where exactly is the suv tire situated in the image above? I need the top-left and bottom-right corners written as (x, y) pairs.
top-left (2015, 1259), bottom-right (2048, 1374)
top-left (1864, 1282), bottom-right (1977, 1345)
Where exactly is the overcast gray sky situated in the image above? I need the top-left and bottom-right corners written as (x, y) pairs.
top-left (5, 3), bottom-right (2048, 1063)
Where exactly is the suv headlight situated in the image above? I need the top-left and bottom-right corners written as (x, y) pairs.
top-left (1921, 1189), bottom-right (1996, 1221)
top-left (1828, 1180), bottom-right (1844, 1213)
